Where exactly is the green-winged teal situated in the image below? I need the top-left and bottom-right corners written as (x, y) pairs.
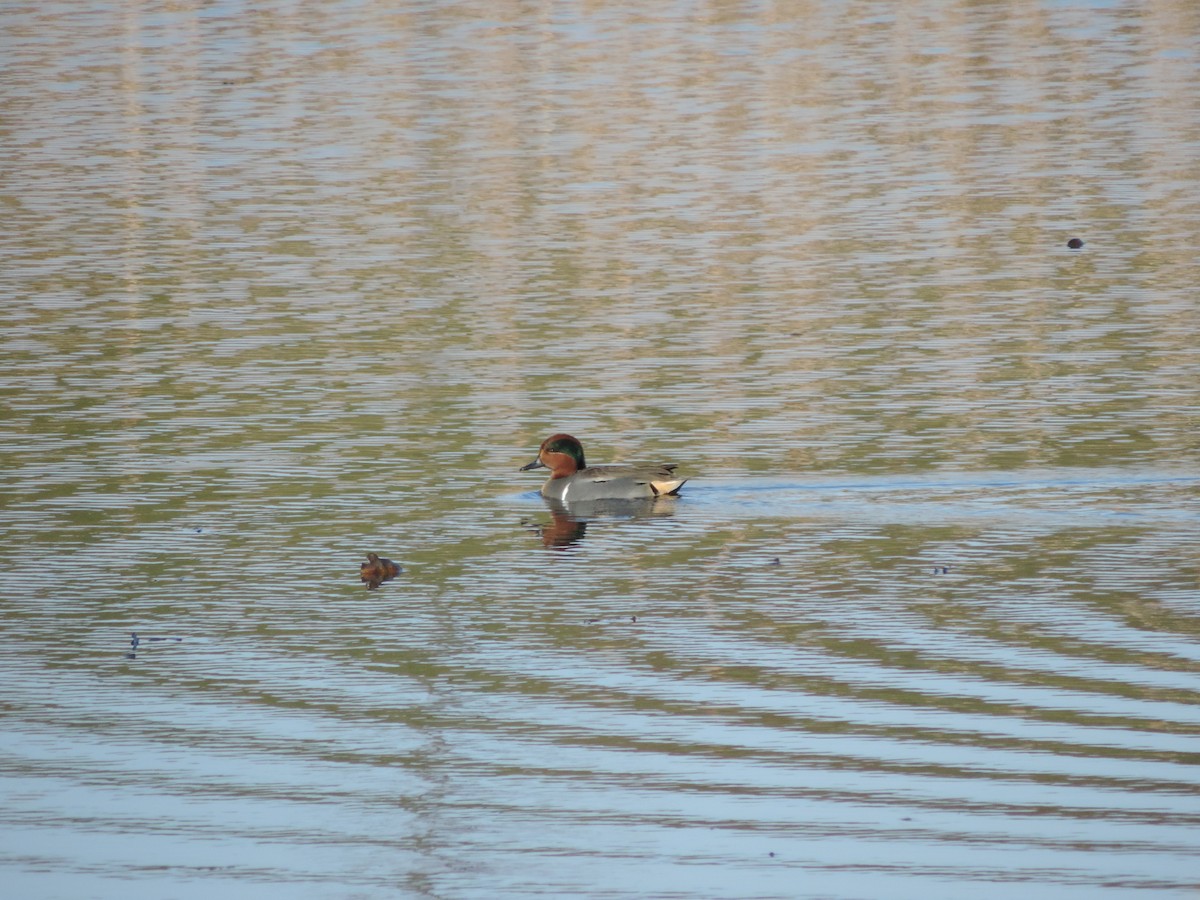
top-left (520, 433), bottom-right (686, 502)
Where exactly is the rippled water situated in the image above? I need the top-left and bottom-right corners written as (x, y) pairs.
top-left (2, 1), bottom-right (1199, 898)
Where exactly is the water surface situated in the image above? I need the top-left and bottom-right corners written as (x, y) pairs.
top-left (2, 1), bottom-right (1198, 898)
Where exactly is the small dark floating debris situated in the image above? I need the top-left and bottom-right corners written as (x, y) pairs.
top-left (1067, 237), bottom-right (1084, 249)
top-left (130, 632), bottom-right (183, 648)
top-left (932, 566), bottom-right (952, 575)
top-left (361, 552), bottom-right (402, 589)
top-left (126, 632), bottom-right (182, 658)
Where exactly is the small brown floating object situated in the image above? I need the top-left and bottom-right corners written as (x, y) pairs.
top-left (360, 552), bottom-right (402, 589)
top-left (1067, 237), bottom-right (1084, 249)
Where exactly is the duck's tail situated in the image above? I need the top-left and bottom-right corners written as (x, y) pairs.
top-left (650, 477), bottom-right (687, 496)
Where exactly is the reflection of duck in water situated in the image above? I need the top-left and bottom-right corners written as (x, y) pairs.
top-left (360, 552), bottom-right (402, 589)
top-left (521, 433), bottom-right (686, 502)
top-left (528, 502), bottom-right (589, 549)
top-left (527, 497), bottom-right (680, 550)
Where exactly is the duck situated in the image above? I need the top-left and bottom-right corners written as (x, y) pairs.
top-left (360, 552), bottom-right (402, 589)
top-left (520, 433), bottom-right (686, 502)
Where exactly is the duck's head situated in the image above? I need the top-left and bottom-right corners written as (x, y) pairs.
top-left (520, 433), bottom-right (586, 479)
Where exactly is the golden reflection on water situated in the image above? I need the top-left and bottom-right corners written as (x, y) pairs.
top-left (2, 1), bottom-right (1200, 898)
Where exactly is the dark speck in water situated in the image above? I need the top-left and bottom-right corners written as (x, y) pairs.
top-left (126, 632), bottom-right (182, 657)
top-left (1067, 237), bottom-right (1084, 249)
